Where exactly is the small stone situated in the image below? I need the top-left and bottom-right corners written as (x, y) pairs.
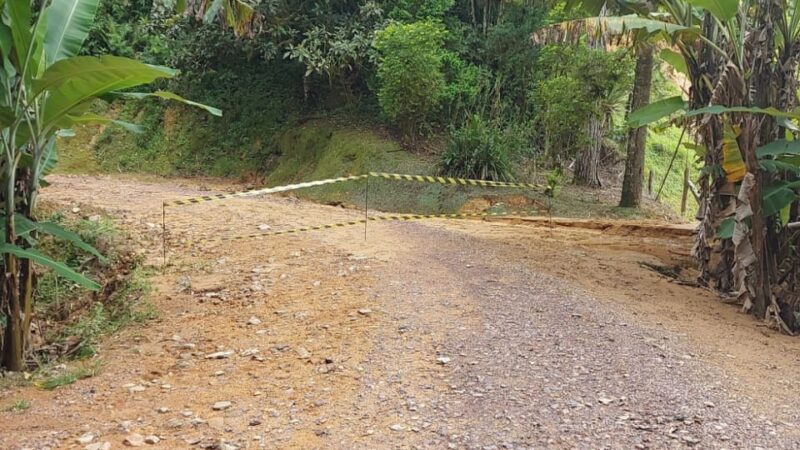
top-left (249, 417), bottom-right (262, 426)
top-left (128, 385), bottom-right (146, 393)
top-left (205, 350), bottom-right (234, 359)
top-left (704, 401), bottom-right (715, 408)
top-left (389, 424), bottom-right (405, 432)
top-left (247, 316), bottom-right (262, 326)
top-left (157, 407), bottom-right (170, 414)
top-left (597, 396), bottom-right (614, 405)
top-left (213, 401), bottom-right (232, 411)
top-left (240, 348), bottom-right (260, 357)
top-left (85, 443), bottom-right (111, 450)
top-left (123, 433), bottom-right (145, 447)
top-left (683, 435), bottom-right (701, 445)
top-left (436, 356), bottom-right (451, 365)
top-left (144, 435), bottom-right (160, 445)
top-left (296, 347), bottom-right (311, 359)
top-left (357, 308), bottom-right (372, 316)
top-left (72, 207), bottom-right (81, 213)
top-left (77, 433), bottom-right (96, 444)
top-left (258, 224), bottom-right (271, 231)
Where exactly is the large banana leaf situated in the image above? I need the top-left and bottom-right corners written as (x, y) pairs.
top-left (0, 213), bottom-right (105, 261)
top-left (685, 0), bottom-right (739, 21)
top-left (722, 123), bottom-right (745, 183)
top-left (0, 243), bottom-right (100, 290)
top-left (755, 139), bottom-right (800, 158)
top-left (627, 95), bottom-right (686, 127)
top-left (34, 55), bottom-right (177, 128)
top-left (533, 14), bottom-right (695, 46)
top-left (45, 0), bottom-right (100, 66)
top-left (68, 112), bottom-right (144, 133)
top-left (3, 0), bottom-right (31, 68)
top-left (116, 91), bottom-right (222, 117)
top-left (660, 48), bottom-right (688, 75)
top-left (762, 181), bottom-right (800, 217)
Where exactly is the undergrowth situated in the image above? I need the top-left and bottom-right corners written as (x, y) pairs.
top-left (31, 207), bottom-right (155, 375)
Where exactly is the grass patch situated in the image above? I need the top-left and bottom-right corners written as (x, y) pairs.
top-left (646, 126), bottom-right (700, 219)
top-left (4, 399), bottom-right (31, 412)
top-left (38, 361), bottom-right (103, 390)
top-left (32, 208), bottom-right (156, 364)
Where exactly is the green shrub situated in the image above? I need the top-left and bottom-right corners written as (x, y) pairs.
top-left (440, 116), bottom-right (522, 181)
top-left (530, 45), bottom-right (633, 163)
top-left (374, 21), bottom-right (448, 139)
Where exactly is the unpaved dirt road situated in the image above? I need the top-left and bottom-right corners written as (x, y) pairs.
top-left (3, 174), bottom-right (800, 450)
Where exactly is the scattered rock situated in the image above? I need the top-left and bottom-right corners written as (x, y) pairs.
top-left (205, 350), bottom-right (234, 359)
top-left (123, 433), bottom-right (145, 447)
top-left (85, 443), bottom-right (111, 450)
top-left (296, 347), bottom-right (311, 359)
top-left (157, 407), bottom-right (170, 414)
top-left (144, 435), bottom-right (160, 445)
top-left (436, 356), bottom-right (452, 365)
top-left (249, 417), bottom-right (263, 426)
top-left (128, 385), bottom-right (146, 393)
top-left (76, 433), bottom-right (95, 445)
top-left (247, 316), bottom-right (262, 326)
top-left (240, 348), bottom-right (260, 357)
top-left (258, 224), bottom-right (271, 231)
top-left (389, 424), bottom-right (406, 432)
top-left (357, 308), bottom-right (372, 316)
top-left (597, 396), bottom-right (614, 405)
top-left (212, 401), bottom-right (233, 411)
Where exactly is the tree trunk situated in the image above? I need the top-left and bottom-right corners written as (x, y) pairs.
top-left (619, 45), bottom-right (654, 207)
top-left (574, 115), bottom-right (603, 187)
top-left (1, 170), bottom-right (23, 371)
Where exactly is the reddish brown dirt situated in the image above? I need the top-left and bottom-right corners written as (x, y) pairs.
top-left (1, 174), bottom-right (799, 449)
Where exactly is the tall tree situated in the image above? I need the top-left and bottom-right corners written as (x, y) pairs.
top-left (619, 43), bottom-right (654, 207)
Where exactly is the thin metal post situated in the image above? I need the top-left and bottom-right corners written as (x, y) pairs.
top-left (162, 202), bottom-right (167, 269)
top-left (364, 176), bottom-right (369, 240)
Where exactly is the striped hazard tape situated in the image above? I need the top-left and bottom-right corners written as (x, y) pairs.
top-left (166, 173), bottom-right (542, 207)
top-left (368, 172), bottom-right (543, 189)
top-left (192, 211), bottom-right (520, 244)
top-left (166, 175), bottom-right (368, 207)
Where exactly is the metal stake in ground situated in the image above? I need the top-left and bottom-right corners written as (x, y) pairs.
top-left (364, 176), bottom-right (369, 240)
top-left (162, 201), bottom-right (167, 269)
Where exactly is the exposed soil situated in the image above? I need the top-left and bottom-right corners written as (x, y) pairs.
top-left (1, 174), bottom-right (799, 449)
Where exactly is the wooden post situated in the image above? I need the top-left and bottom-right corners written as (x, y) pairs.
top-left (647, 170), bottom-right (653, 196)
top-left (680, 165), bottom-right (689, 216)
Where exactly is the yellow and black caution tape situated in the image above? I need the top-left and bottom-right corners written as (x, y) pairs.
top-left (165, 175), bottom-right (369, 207)
top-left (191, 211), bottom-right (521, 245)
top-left (166, 173), bottom-right (542, 207)
top-left (368, 172), bottom-right (543, 189)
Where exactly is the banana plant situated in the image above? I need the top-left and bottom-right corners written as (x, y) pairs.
top-left (0, 0), bottom-right (220, 371)
top-left (540, 0), bottom-right (800, 325)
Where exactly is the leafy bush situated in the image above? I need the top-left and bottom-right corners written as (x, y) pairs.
top-left (440, 116), bottom-right (523, 181)
top-left (530, 45), bottom-right (633, 163)
top-left (374, 21), bottom-right (448, 140)
top-left (385, 0), bottom-right (455, 21)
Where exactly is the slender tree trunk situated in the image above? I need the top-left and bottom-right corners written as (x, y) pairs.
top-left (2, 169), bottom-right (23, 371)
top-left (574, 7), bottom-right (607, 188)
top-left (574, 116), bottom-right (603, 187)
top-left (619, 45), bottom-right (654, 207)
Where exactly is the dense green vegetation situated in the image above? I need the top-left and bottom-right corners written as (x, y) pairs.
top-left (63, 0), bottom-right (700, 217)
